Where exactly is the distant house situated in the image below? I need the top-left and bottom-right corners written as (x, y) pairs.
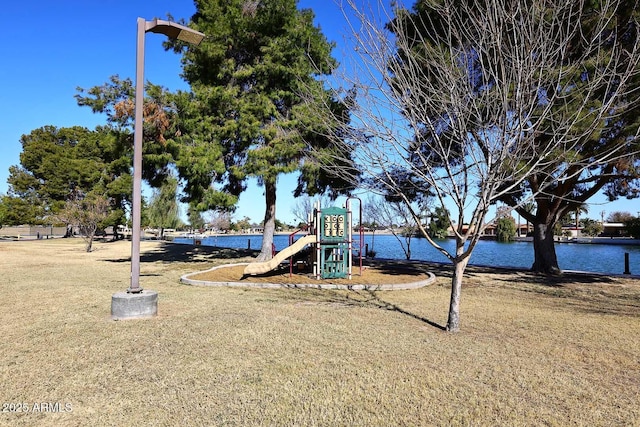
top-left (562, 226), bottom-right (582, 238)
top-left (561, 222), bottom-right (626, 238)
top-left (600, 222), bottom-right (626, 237)
top-left (446, 220), bottom-right (531, 238)
top-left (443, 220), bottom-right (627, 239)
top-left (516, 223), bottom-right (532, 236)
top-left (482, 223), bottom-right (496, 236)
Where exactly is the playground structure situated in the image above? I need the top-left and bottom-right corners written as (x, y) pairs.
top-left (243, 197), bottom-right (363, 279)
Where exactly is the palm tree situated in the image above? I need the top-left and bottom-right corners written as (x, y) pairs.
top-left (574, 203), bottom-right (589, 237)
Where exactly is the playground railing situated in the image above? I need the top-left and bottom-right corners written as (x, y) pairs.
top-left (288, 228), bottom-right (306, 278)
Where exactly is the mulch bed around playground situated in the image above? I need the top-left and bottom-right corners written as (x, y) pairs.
top-left (184, 259), bottom-right (435, 287)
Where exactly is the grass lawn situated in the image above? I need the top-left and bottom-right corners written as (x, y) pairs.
top-left (0, 238), bottom-right (639, 426)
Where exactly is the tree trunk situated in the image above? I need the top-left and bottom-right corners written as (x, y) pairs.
top-left (257, 181), bottom-right (277, 261)
top-left (531, 221), bottom-right (561, 274)
top-left (446, 244), bottom-right (469, 333)
top-left (404, 234), bottom-right (412, 260)
top-left (85, 233), bottom-right (94, 252)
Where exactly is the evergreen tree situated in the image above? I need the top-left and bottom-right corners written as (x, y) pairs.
top-left (581, 218), bottom-right (604, 237)
top-left (187, 204), bottom-right (206, 231)
top-left (147, 175), bottom-right (181, 238)
top-left (624, 217), bottom-right (640, 238)
top-left (166, 0), bottom-right (356, 260)
top-left (428, 206), bottom-right (450, 240)
top-left (495, 217), bottom-right (517, 242)
top-left (76, 76), bottom-right (182, 189)
top-left (76, 76), bottom-right (212, 235)
top-left (0, 194), bottom-right (43, 226)
top-left (6, 126), bottom-right (125, 227)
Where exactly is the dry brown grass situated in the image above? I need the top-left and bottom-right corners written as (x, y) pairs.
top-left (1, 238), bottom-right (639, 426)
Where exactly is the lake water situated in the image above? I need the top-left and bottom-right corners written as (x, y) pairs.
top-left (173, 234), bottom-right (640, 275)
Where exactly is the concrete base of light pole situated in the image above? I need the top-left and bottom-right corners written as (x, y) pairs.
top-left (111, 289), bottom-right (158, 320)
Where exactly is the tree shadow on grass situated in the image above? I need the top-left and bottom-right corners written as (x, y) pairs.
top-left (363, 290), bottom-right (447, 331)
top-left (493, 269), bottom-right (621, 287)
top-left (104, 241), bottom-right (260, 264)
top-left (490, 270), bottom-right (640, 316)
top-left (271, 285), bottom-right (447, 332)
top-left (366, 259), bottom-right (508, 282)
top-left (416, 260), bottom-right (624, 287)
top-left (363, 259), bottom-right (432, 277)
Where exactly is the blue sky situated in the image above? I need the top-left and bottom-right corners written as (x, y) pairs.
top-left (1, 0), bottom-right (638, 225)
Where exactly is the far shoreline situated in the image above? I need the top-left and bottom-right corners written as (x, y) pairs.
top-left (167, 230), bottom-right (640, 246)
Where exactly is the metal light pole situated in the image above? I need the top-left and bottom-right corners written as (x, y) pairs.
top-left (129, 18), bottom-right (205, 293)
top-left (112, 18), bottom-right (204, 320)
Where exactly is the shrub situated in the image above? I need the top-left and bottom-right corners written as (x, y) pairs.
top-left (624, 218), bottom-right (640, 239)
top-left (496, 217), bottom-right (516, 242)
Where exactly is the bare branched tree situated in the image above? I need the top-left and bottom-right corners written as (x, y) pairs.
top-left (56, 191), bottom-right (110, 252)
top-left (290, 194), bottom-right (332, 225)
top-left (366, 195), bottom-right (419, 260)
top-left (206, 210), bottom-right (233, 233)
top-left (305, 0), bottom-right (640, 332)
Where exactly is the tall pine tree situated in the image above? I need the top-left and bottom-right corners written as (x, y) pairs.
top-left (168, 0), bottom-right (355, 260)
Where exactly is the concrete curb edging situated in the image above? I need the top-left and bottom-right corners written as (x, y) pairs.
top-left (180, 263), bottom-right (436, 291)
